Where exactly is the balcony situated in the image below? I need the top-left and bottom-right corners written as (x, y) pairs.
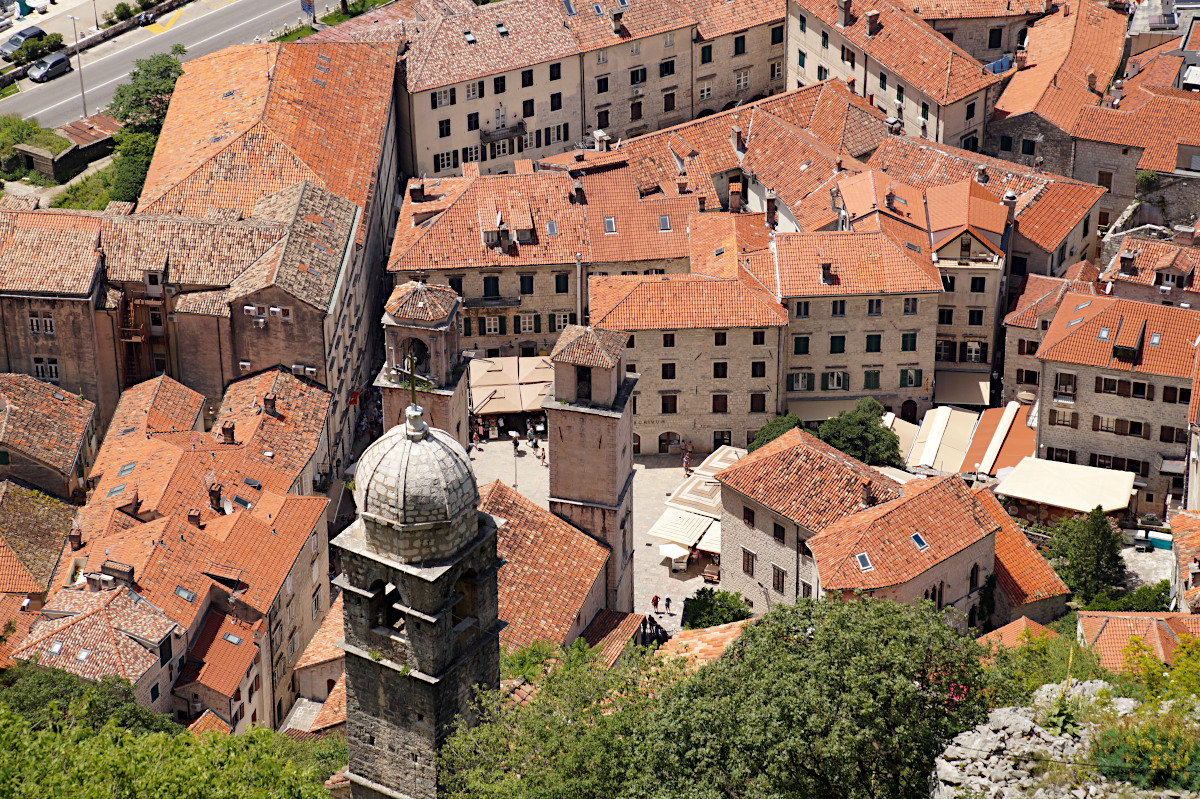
top-left (465, 295), bottom-right (522, 309)
top-left (480, 120), bottom-right (526, 144)
top-left (1052, 391), bottom-right (1076, 404)
top-left (119, 324), bottom-right (146, 343)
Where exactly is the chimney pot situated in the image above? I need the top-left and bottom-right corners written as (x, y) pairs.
top-left (188, 509), bottom-right (203, 528)
top-left (408, 182), bottom-right (425, 203)
top-left (821, 262), bottom-right (835, 284)
top-left (975, 164), bottom-right (988, 184)
top-left (836, 0), bottom-right (850, 26)
top-left (1087, 68), bottom-right (1097, 92)
top-left (69, 528), bottom-right (82, 551)
top-left (765, 189), bottom-right (777, 228)
top-left (865, 9), bottom-right (880, 35)
top-left (862, 483), bottom-right (876, 507)
top-left (263, 392), bottom-right (277, 416)
top-left (221, 421), bottom-right (235, 444)
top-left (573, 179), bottom-right (585, 203)
top-left (698, 195), bottom-right (706, 212)
top-left (574, 149), bottom-right (585, 162)
top-left (209, 483), bottom-right (223, 512)
top-left (728, 181), bottom-right (742, 213)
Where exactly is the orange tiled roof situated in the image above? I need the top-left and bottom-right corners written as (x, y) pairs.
top-left (810, 475), bottom-right (997, 592)
top-left (1062, 260), bottom-right (1101, 282)
top-left (13, 586), bottom-right (177, 682)
top-left (716, 428), bottom-right (901, 531)
top-left (310, 672), bottom-right (347, 731)
top-left (385, 281), bottom-right (460, 323)
top-left (1037, 293), bottom-right (1200, 379)
top-left (480, 481), bottom-right (609, 650)
top-left (579, 609), bottom-right (645, 666)
top-left (1101, 236), bottom-right (1200, 296)
top-left (102, 376), bottom-right (204, 440)
top-left (556, 0), bottom-right (693, 53)
top-left (589, 274), bottom-right (786, 331)
top-left (549, 325), bottom-right (628, 369)
top-left (0, 481), bottom-right (73, 595)
top-left (1107, 37), bottom-right (1186, 112)
top-left (973, 487), bottom-right (1069, 605)
top-left (802, 0), bottom-right (1001, 104)
top-left (189, 708), bottom-right (233, 737)
top-left (1172, 512), bottom-right (1200, 609)
top-left (0, 593), bottom-right (40, 668)
top-left (141, 43), bottom-right (396, 248)
top-left (688, 212), bottom-right (772, 280)
top-left (0, 374), bottom-right (94, 477)
top-left (0, 210), bottom-right (103, 296)
top-left (891, 0), bottom-right (1047, 19)
top-left (993, 0), bottom-right (1126, 131)
top-left (657, 618), bottom-right (751, 668)
top-left (1077, 611), bottom-right (1200, 672)
top-left (1074, 92), bottom-right (1200, 173)
top-left (978, 616), bottom-right (1059, 650)
top-left (1004, 273), bottom-right (1098, 329)
top-left (179, 611), bottom-right (259, 699)
top-left (680, 0), bottom-right (783, 39)
top-left (867, 138), bottom-right (1105, 254)
top-left (296, 594), bottom-right (344, 671)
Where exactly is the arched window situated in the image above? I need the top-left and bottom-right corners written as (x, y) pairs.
top-left (968, 605), bottom-right (977, 629)
top-left (969, 564), bottom-right (980, 594)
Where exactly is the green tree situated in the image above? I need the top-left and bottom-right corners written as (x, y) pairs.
top-left (500, 639), bottom-right (558, 682)
top-left (13, 33), bottom-right (63, 65)
top-left (644, 599), bottom-right (987, 799)
top-left (107, 45), bottom-right (187, 135)
top-left (747, 413), bottom-right (800, 452)
top-left (817, 397), bottom-right (903, 466)
top-left (681, 588), bottom-right (752, 630)
top-left (1046, 506), bottom-right (1126, 604)
top-left (0, 661), bottom-right (180, 735)
top-left (109, 130), bottom-right (158, 203)
top-left (1086, 579), bottom-right (1170, 613)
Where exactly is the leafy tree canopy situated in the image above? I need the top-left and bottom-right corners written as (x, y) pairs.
top-left (107, 45), bottom-right (187, 135)
top-left (747, 413), bottom-right (800, 452)
top-left (109, 130), bottom-right (158, 203)
top-left (1086, 580), bottom-right (1171, 613)
top-left (1046, 506), bottom-right (1126, 604)
top-left (817, 397), bottom-right (903, 467)
top-left (682, 588), bottom-right (752, 630)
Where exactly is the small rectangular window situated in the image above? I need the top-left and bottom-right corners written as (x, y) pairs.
top-left (772, 565), bottom-right (785, 594)
top-left (663, 333), bottom-right (675, 347)
top-left (743, 507), bottom-right (755, 527)
top-left (742, 548), bottom-right (755, 577)
top-left (604, 217), bottom-right (617, 233)
top-left (773, 523), bottom-right (785, 543)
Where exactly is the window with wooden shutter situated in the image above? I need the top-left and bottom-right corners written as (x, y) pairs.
top-left (1115, 418), bottom-right (1129, 436)
top-left (1070, 412), bottom-right (1079, 428)
top-left (1092, 415), bottom-right (1100, 431)
top-left (1017, 340), bottom-right (1026, 355)
top-left (1165, 385), bottom-right (1179, 403)
top-left (1141, 423), bottom-right (1151, 440)
top-left (1048, 409), bottom-right (1057, 425)
top-left (1095, 376), bottom-right (1104, 393)
top-left (1117, 380), bottom-right (1132, 397)
top-left (463, 317), bottom-right (472, 336)
top-left (1146, 384), bottom-right (1156, 400)
top-left (742, 548), bottom-right (755, 577)
top-left (498, 316), bottom-right (507, 335)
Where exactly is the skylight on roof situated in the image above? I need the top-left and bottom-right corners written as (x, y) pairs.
top-left (48, 640), bottom-right (62, 655)
top-left (174, 585), bottom-right (196, 603)
top-left (593, 2), bottom-right (602, 13)
top-left (317, 53), bottom-right (331, 62)
top-left (1097, 327), bottom-right (1111, 341)
top-left (563, 0), bottom-right (577, 15)
top-left (905, 242), bottom-right (921, 253)
top-left (222, 90), bottom-right (235, 99)
top-left (223, 632), bottom-right (243, 646)
top-left (76, 649), bottom-right (90, 662)
top-left (307, 266), bottom-right (321, 277)
top-left (1074, 300), bottom-right (1092, 311)
top-left (617, 0), bottom-right (629, 7)
top-left (313, 78), bottom-right (326, 88)
top-left (1067, 317), bottom-right (1083, 327)
top-left (52, 392), bottom-right (65, 400)
top-left (659, 215), bottom-right (671, 231)
top-left (243, 477), bottom-right (262, 490)
top-left (232, 495), bottom-right (253, 510)
top-left (321, 219), bottom-right (334, 228)
top-left (547, 220), bottom-right (559, 236)
top-left (911, 533), bottom-right (929, 551)
top-left (1150, 332), bottom-right (1162, 346)
top-left (464, 30), bottom-right (476, 43)
top-left (714, 247), bottom-right (725, 256)
top-left (496, 22), bottom-right (509, 35)
top-left (316, 64), bottom-right (330, 73)
top-left (314, 241), bottom-right (328, 253)
top-left (119, 427), bottom-right (136, 436)
top-left (106, 483), bottom-right (127, 498)
top-left (117, 462), bottom-right (137, 477)
top-left (604, 216), bottom-right (616, 234)
top-left (855, 552), bottom-right (873, 572)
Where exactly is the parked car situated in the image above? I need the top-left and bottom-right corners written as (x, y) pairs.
top-left (0, 27), bottom-right (45, 62)
top-left (27, 51), bottom-right (70, 83)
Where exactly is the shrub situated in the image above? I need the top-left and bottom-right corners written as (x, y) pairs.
top-left (13, 33), bottom-right (63, 66)
top-left (747, 413), bottom-right (800, 452)
top-left (1086, 580), bottom-right (1171, 613)
top-left (681, 588), bottom-right (752, 629)
top-left (138, 0), bottom-right (160, 8)
top-left (1094, 715), bottom-right (1200, 791)
top-left (114, 2), bottom-right (136, 20)
top-left (1136, 169), bottom-right (1160, 195)
top-left (102, 9), bottom-right (117, 26)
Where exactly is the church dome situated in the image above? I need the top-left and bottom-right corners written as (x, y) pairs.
top-left (354, 406), bottom-right (479, 542)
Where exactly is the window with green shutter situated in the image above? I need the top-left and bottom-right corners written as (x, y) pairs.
top-left (901, 332), bottom-right (917, 351)
top-left (463, 317), bottom-right (472, 336)
top-left (864, 370), bottom-right (880, 390)
top-left (787, 373), bottom-right (796, 391)
top-left (794, 335), bottom-right (809, 355)
top-left (866, 334), bottom-right (881, 353)
top-left (820, 372), bottom-right (829, 391)
top-left (829, 335), bottom-right (845, 354)
top-left (499, 316), bottom-right (507, 335)
top-left (533, 315), bottom-right (541, 332)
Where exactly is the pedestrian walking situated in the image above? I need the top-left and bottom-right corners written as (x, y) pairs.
top-left (539, 448), bottom-right (548, 467)
top-left (682, 451), bottom-right (691, 475)
top-left (651, 594), bottom-right (660, 613)
top-left (664, 596), bottom-right (672, 614)
top-left (512, 438), bottom-right (520, 454)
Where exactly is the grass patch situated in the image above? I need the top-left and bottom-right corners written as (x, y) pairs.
top-left (271, 25), bottom-right (317, 41)
top-left (52, 162), bottom-right (117, 209)
top-left (25, 129), bottom-right (71, 155)
top-left (0, 83), bottom-right (16, 99)
top-left (319, 0), bottom-right (391, 25)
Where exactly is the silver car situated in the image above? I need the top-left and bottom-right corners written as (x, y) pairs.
top-left (27, 51), bottom-right (70, 83)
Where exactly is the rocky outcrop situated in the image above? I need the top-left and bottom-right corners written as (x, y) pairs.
top-left (931, 681), bottom-right (1195, 799)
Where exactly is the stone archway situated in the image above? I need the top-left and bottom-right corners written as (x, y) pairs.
top-left (658, 432), bottom-right (679, 454)
top-left (901, 400), bottom-right (918, 423)
top-left (399, 337), bottom-right (430, 375)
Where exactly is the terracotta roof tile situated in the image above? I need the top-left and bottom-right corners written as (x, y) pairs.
top-left (1101, 236), bottom-right (1200, 297)
top-left (657, 618), bottom-right (751, 668)
top-left (189, 708), bottom-right (233, 737)
top-left (891, 0), bottom-right (1047, 19)
top-left (0, 374), bottom-right (94, 476)
top-left (681, 0), bottom-right (783, 39)
top-left (589, 274), bottom-right (786, 331)
top-left (716, 428), bottom-right (901, 530)
top-left (0, 481), bottom-right (73, 594)
top-left (296, 594), bottom-right (344, 671)
top-left (179, 611), bottom-right (259, 698)
top-left (549, 325), bottom-right (628, 368)
top-left (579, 609), bottom-right (645, 666)
top-left (867, 138), bottom-right (1104, 253)
top-left (993, 1), bottom-right (1126, 131)
top-left (973, 487), bottom-right (1068, 605)
top-left (385, 281), bottom-right (460, 322)
top-left (480, 481), bottom-right (609, 650)
top-left (810, 475), bottom-right (997, 591)
top-left (0, 211), bottom-right (102, 296)
top-left (1037, 294), bottom-right (1200, 378)
top-left (1004, 273), bottom-right (1098, 329)
top-left (0, 593), bottom-right (40, 668)
top-left (556, 0), bottom-right (692, 53)
top-left (1077, 611), bottom-right (1200, 672)
top-left (688, 212), bottom-right (772, 280)
top-left (310, 672), bottom-right (346, 730)
top-left (978, 616), bottom-right (1058, 650)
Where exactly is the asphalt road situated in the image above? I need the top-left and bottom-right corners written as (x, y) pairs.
top-left (0, 0), bottom-right (303, 128)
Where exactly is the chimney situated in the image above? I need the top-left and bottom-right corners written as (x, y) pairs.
top-left (865, 9), bottom-right (880, 35)
top-left (830, 185), bottom-right (841, 211)
top-left (68, 528), bottom-right (82, 551)
top-left (846, 76), bottom-right (856, 92)
top-left (573, 179), bottom-right (585, 203)
top-left (263, 392), bottom-right (277, 416)
top-left (836, 0), bottom-right (850, 26)
top-left (1111, 79), bottom-right (1124, 104)
top-left (820, 262), bottom-right (835, 284)
top-left (862, 482), bottom-right (876, 507)
top-left (834, 158), bottom-right (844, 174)
top-left (1015, 50), bottom-right (1028, 70)
top-left (610, 8), bottom-right (623, 34)
top-left (408, 181), bottom-right (425, 203)
top-left (187, 509), bottom-right (203, 528)
top-left (101, 560), bottom-right (134, 587)
top-left (765, 189), bottom-right (777, 228)
top-left (574, 149), bottom-right (585, 162)
top-left (86, 573), bottom-right (102, 592)
top-left (884, 188), bottom-right (896, 209)
top-left (220, 421), bottom-right (235, 444)
top-left (676, 178), bottom-right (689, 194)
top-left (1063, 2), bottom-right (1069, 15)
top-left (975, 163), bottom-right (988, 184)
top-left (498, 222), bottom-right (511, 249)
top-left (698, 195), bottom-right (706, 212)
top-left (729, 182), bottom-right (742, 213)
top-left (209, 483), bottom-right (223, 512)
top-left (1002, 189), bottom-right (1017, 223)
top-left (1086, 68), bottom-right (1097, 93)
top-left (1119, 251), bottom-right (1137, 274)
top-left (731, 125), bottom-right (745, 152)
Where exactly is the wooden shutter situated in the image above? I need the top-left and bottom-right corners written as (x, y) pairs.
top-left (480, 145), bottom-right (487, 162)
top-left (914, 369), bottom-right (922, 387)
top-left (1141, 461), bottom-right (1150, 478)
top-left (563, 123), bottom-right (569, 141)
top-left (1117, 380), bottom-right (1132, 397)
top-left (1068, 451), bottom-right (1077, 465)
top-left (821, 372), bottom-right (829, 391)
top-left (843, 371), bottom-right (851, 390)
top-left (514, 315), bottom-right (521, 333)
top-left (1048, 409), bottom-right (1057, 425)
top-left (959, 342), bottom-right (969, 362)
top-left (463, 317), bottom-right (471, 336)
top-left (1089, 454), bottom-right (1098, 467)
top-left (498, 316), bottom-right (507, 335)
top-left (449, 88), bottom-right (456, 105)
top-left (1092, 415), bottom-right (1100, 431)
top-left (430, 92), bottom-right (438, 110)
top-left (1146, 384), bottom-right (1156, 401)
top-left (1161, 425), bottom-right (1174, 443)
top-left (1070, 412), bottom-right (1079, 429)
top-left (569, 312), bottom-right (577, 325)
top-left (1142, 423), bottom-right (1151, 440)
top-left (478, 80), bottom-right (485, 97)
top-left (1018, 340), bottom-right (1026, 355)
top-left (1115, 418), bottom-right (1129, 436)
top-left (533, 314), bottom-right (541, 333)
top-left (536, 128), bottom-right (543, 148)
top-left (1165, 385), bottom-right (1178, 403)
top-left (980, 343), bottom-right (989, 363)
top-left (452, 150), bottom-right (459, 168)
top-left (516, 135), bottom-right (524, 153)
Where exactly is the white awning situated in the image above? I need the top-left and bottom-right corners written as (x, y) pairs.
top-left (787, 398), bottom-right (861, 421)
top-left (1161, 457), bottom-right (1187, 475)
top-left (647, 507), bottom-right (712, 548)
top-left (692, 445), bottom-right (747, 478)
top-left (994, 457), bottom-right (1135, 513)
top-left (935, 371), bottom-right (990, 406)
top-left (695, 520), bottom-right (722, 554)
top-left (658, 543), bottom-right (691, 560)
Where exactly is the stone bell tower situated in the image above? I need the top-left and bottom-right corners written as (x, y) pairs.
top-left (333, 405), bottom-right (501, 799)
top-left (544, 325), bottom-right (637, 613)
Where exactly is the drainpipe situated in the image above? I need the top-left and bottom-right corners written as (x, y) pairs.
top-left (575, 252), bottom-right (584, 323)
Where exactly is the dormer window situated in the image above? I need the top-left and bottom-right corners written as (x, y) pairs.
top-left (484, 230), bottom-right (500, 245)
top-left (516, 227), bottom-right (532, 244)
